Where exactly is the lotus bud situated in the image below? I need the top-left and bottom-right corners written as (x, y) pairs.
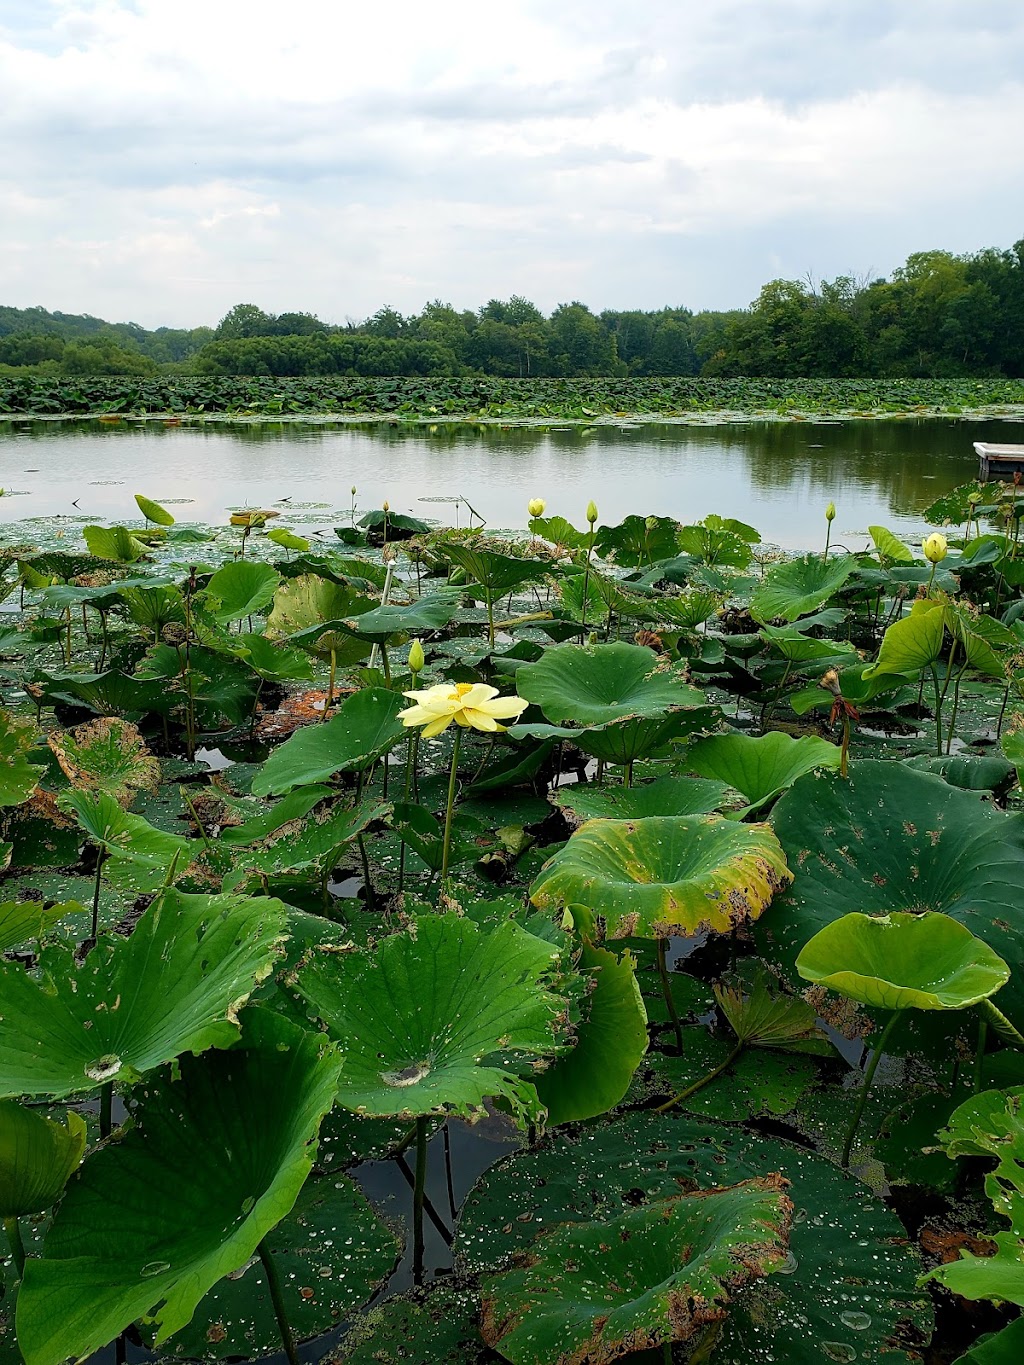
top-left (408, 639), bottom-right (425, 674)
top-left (586, 500), bottom-right (598, 525)
top-left (825, 501), bottom-right (836, 522)
top-left (968, 491), bottom-right (983, 505)
top-left (351, 485), bottom-right (357, 496)
top-left (528, 498), bottom-right (546, 518)
top-left (922, 532), bottom-right (948, 564)
top-left (382, 500), bottom-right (390, 513)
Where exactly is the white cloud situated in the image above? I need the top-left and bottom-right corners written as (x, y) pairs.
top-left (1, 0), bottom-right (1023, 326)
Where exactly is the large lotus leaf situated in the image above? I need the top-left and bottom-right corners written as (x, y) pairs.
top-left (136, 643), bottom-right (260, 728)
top-left (761, 762), bottom-right (1024, 1024)
top-left (903, 752), bottom-right (1016, 797)
top-left (456, 1111), bottom-right (933, 1365)
top-left (203, 560), bottom-right (281, 623)
top-left (797, 912), bottom-right (1010, 1011)
top-left (33, 668), bottom-right (177, 718)
top-left (443, 543), bottom-right (549, 594)
top-left (47, 717), bottom-right (159, 807)
top-left (788, 663), bottom-right (913, 715)
top-left (16, 1009), bottom-right (342, 1364)
top-left (0, 900), bottom-right (86, 953)
top-left (233, 632), bottom-right (314, 682)
top-left (593, 514), bottom-right (681, 567)
top-left (869, 525), bottom-right (915, 564)
top-left (953, 1320), bottom-right (1024, 1365)
top-left (155, 1170), bottom-right (400, 1359)
top-left (481, 1178), bottom-right (793, 1364)
top-left (82, 524), bottom-right (149, 562)
top-left (749, 554), bottom-right (856, 624)
top-left (533, 943), bottom-right (648, 1125)
top-left (528, 515), bottom-right (591, 551)
top-left (0, 1102), bottom-right (86, 1217)
top-left (293, 914), bottom-right (565, 1123)
top-left (552, 775), bottom-right (730, 825)
top-left (0, 889), bottom-right (287, 1099)
top-left (134, 493), bottom-right (175, 526)
top-left (251, 687), bottom-right (406, 796)
top-left (571, 709), bottom-right (719, 766)
top-left (59, 789), bottom-right (189, 893)
top-left (264, 574), bottom-right (375, 661)
top-left (0, 711), bottom-right (43, 807)
top-left (219, 786), bottom-right (335, 846)
top-left (118, 583), bottom-right (186, 633)
top-left (863, 598), bottom-right (947, 680)
top-left (651, 587), bottom-right (722, 631)
top-left (222, 796), bottom-right (389, 890)
top-left (529, 815), bottom-right (792, 939)
top-left (266, 526), bottom-right (310, 553)
top-left (921, 1088), bottom-right (1024, 1307)
top-left (334, 1283), bottom-right (500, 1364)
top-left (686, 730), bottom-right (840, 812)
top-left (294, 590), bottom-right (463, 646)
top-left (676, 522), bottom-right (753, 569)
top-left (516, 642), bottom-right (705, 726)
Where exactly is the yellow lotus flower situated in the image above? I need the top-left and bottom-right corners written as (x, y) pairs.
top-left (398, 682), bottom-right (528, 739)
top-left (922, 532), bottom-right (948, 564)
top-left (528, 498), bottom-right (546, 518)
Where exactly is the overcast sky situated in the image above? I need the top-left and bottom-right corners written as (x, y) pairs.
top-left (2, 0), bottom-right (1023, 330)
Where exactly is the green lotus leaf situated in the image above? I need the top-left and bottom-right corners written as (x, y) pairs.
top-left (796, 912), bottom-right (1010, 1011)
top-left (650, 587), bottom-right (723, 631)
top-left (0, 711), bottom-right (43, 807)
top-left (82, 525), bottom-right (150, 563)
top-left (863, 598), bottom-right (946, 679)
top-left (358, 509), bottom-right (429, 534)
top-left (869, 525), bottom-right (914, 563)
top-left (251, 687), bottom-right (406, 796)
top-left (952, 1319), bottom-right (1024, 1365)
top-left (222, 796), bottom-right (389, 891)
top-left (334, 1283), bottom-right (497, 1364)
top-left (1003, 728), bottom-right (1024, 789)
top-left (443, 543), bottom-right (549, 595)
top-left (264, 574), bottom-right (375, 662)
top-left (134, 493), bottom-right (175, 526)
top-left (552, 775), bottom-right (730, 825)
top-left (758, 623), bottom-right (858, 668)
top-left (59, 789), bottom-right (190, 893)
top-left (233, 632), bottom-right (314, 682)
top-left (676, 521), bottom-right (753, 569)
top-left (528, 515), bottom-right (590, 551)
top-left (33, 668), bottom-right (177, 718)
top-left (686, 730), bottom-right (840, 813)
top-left (593, 514), bottom-right (681, 566)
top-left (266, 526), bottom-right (310, 553)
top-left (902, 752), bottom-right (1016, 796)
top-left (219, 786), bottom-right (335, 846)
top-left (0, 889), bottom-right (287, 1099)
top-left (155, 1170), bottom-right (400, 1360)
top-left (0, 1103), bottom-right (86, 1217)
top-left (921, 1088), bottom-right (1024, 1307)
top-left (533, 942), bottom-right (648, 1125)
top-left (16, 1010), bottom-right (342, 1364)
top-left (788, 664), bottom-right (913, 715)
top-left (293, 914), bottom-right (565, 1123)
top-left (481, 1178), bottom-right (793, 1364)
top-left (714, 973), bottom-right (833, 1054)
top-left (118, 583), bottom-right (186, 633)
top-left (0, 900), bottom-right (86, 953)
top-left (203, 560), bottom-right (282, 623)
top-left (750, 554), bottom-right (856, 624)
top-left (47, 716), bottom-right (160, 807)
top-left (136, 643), bottom-right (260, 728)
top-left (529, 815), bottom-right (792, 939)
top-left (760, 762), bottom-right (1024, 1023)
top-left (294, 590), bottom-right (463, 646)
top-left (456, 1111), bottom-right (933, 1365)
top-left (570, 709), bottom-right (719, 766)
top-left (516, 641), bottom-right (705, 726)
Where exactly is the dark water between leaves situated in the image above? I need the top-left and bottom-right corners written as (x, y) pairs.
top-left (2, 415), bottom-right (1022, 547)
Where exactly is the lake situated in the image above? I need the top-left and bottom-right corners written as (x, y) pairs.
top-left (1, 415), bottom-right (1018, 547)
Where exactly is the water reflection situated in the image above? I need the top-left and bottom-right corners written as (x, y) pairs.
top-left (1, 416), bottom-right (1019, 549)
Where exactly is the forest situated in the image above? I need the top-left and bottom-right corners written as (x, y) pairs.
top-left (3, 238), bottom-right (1024, 381)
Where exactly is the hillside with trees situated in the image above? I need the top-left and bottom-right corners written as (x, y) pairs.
top-left (4, 240), bottom-right (1024, 379)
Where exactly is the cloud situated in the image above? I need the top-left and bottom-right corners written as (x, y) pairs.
top-left (1, 1), bottom-right (1023, 327)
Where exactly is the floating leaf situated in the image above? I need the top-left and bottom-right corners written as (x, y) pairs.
top-left (0, 890), bottom-right (287, 1099)
top-left (481, 1178), bottom-right (793, 1364)
top-left (293, 915), bottom-right (565, 1123)
top-left (16, 1010), bottom-right (342, 1364)
top-left (530, 815), bottom-right (792, 939)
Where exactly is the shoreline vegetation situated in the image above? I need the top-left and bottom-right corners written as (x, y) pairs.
top-left (4, 375), bottom-right (1024, 423)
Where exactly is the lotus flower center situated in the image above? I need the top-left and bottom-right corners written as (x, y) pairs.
top-left (454, 684), bottom-right (475, 698)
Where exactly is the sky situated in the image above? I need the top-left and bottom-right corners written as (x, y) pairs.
top-left (2, 0), bottom-right (1024, 331)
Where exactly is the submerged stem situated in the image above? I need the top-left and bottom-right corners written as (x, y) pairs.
top-left (258, 1238), bottom-right (300, 1365)
top-left (657, 938), bottom-right (684, 1055)
top-left (413, 1115), bottom-right (428, 1286)
top-left (841, 1012), bottom-right (900, 1169)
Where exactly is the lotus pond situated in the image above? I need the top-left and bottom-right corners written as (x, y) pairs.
top-left (1, 461), bottom-right (1023, 1365)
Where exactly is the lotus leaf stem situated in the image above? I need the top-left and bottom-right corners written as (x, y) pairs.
top-left (99, 1081), bottom-right (113, 1140)
top-left (323, 646), bottom-right (336, 721)
top-left (4, 1216), bottom-right (26, 1280)
top-left (257, 1238), bottom-right (300, 1365)
top-left (179, 785), bottom-right (214, 851)
top-left (654, 1039), bottom-right (746, 1114)
top-left (440, 728), bottom-right (463, 884)
top-left (841, 1012), bottom-right (900, 1169)
top-left (973, 1018), bottom-right (989, 1093)
top-left (977, 997), bottom-right (1024, 1047)
top-left (397, 732), bottom-right (419, 892)
top-left (356, 832), bottom-right (377, 911)
top-left (663, 1343), bottom-right (673, 1365)
top-left (413, 1115), bottom-right (428, 1285)
top-left (443, 1121), bottom-right (458, 1220)
top-left (657, 938), bottom-right (685, 1055)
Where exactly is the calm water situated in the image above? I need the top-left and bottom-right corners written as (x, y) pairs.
top-left (0, 416), bottom-right (1018, 548)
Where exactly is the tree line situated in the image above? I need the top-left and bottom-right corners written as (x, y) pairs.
top-left (4, 240), bottom-right (1024, 379)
